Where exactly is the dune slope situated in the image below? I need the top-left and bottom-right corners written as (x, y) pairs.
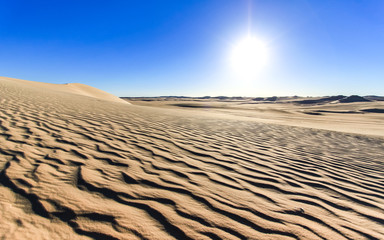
top-left (0, 78), bottom-right (383, 239)
top-left (0, 77), bottom-right (129, 104)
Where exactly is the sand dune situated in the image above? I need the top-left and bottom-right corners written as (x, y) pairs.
top-left (128, 98), bottom-right (384, 137)
top-left (0, 77), bottom-right (129, 104)
top-left (1, 78), bottom-right (384, 239)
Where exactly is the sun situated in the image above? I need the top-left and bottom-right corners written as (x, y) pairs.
top-left (230, 36), bottom-right (269, 78)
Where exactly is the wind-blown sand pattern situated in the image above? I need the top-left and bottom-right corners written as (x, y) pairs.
top-left (1, 77), bottom-right (383, 239)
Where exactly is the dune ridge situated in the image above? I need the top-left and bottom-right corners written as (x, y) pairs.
top-left (0, 77), bottom-right (129, 104)
top-left (0, 78), bottom-right (384, 239)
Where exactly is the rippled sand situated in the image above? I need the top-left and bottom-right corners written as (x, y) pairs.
top-left (1, 77), bottom-right (383, 239)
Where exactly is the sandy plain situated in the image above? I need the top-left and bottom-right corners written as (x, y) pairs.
top-left (1, 76), bottom-right (383, 239)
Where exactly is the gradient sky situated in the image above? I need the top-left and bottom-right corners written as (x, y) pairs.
top-left (1, 0), bottom-right (384, 97)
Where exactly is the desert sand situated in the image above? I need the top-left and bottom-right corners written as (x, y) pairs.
top-left (1, 77), bottom-right (383, 239)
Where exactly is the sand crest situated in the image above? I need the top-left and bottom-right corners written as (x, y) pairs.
top-left (0, 77), bottom-right (383, 239)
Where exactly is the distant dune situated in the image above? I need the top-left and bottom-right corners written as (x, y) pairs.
top-left (123, 94), bottom-right (382, 105)
top-left (125, 95), bottom-right (384, 136)
top-left (1, 77), bottom-right (384, 239)
top-left (338, 95), bottom-right (371, 103)
top-left (294, 95), bottom-right (346, 105)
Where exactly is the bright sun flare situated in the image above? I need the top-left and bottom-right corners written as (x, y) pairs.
top-left (230, 36), bottom-right (269, 78)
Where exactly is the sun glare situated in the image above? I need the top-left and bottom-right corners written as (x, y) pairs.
top-left (230, 36), bottom-right (269, 79)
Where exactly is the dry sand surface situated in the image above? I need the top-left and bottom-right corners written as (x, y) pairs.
top-left (127, 98), bottom-right (384, 137)
top-left (1, 77), bottom-right (384, 239)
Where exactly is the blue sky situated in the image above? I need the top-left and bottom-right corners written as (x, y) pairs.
top-left (1, 0), bottom-right (383, 97)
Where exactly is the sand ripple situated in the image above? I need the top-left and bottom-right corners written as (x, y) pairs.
top-left (0, 79), bottom-right (384, 239)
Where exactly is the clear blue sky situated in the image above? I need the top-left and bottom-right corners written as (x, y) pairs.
top-left (1, 0), bottom-right (383, 97)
